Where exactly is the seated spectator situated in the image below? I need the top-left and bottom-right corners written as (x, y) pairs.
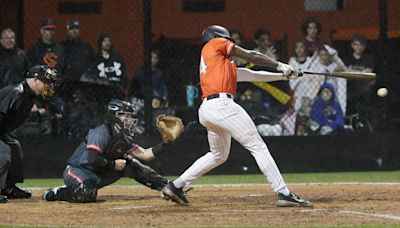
top-left (0, 28), bottom-right (29, 88)
top-left (253, 29), bottom-right (278, 61)
top-left (152, 96), bottom-right (175, 133)
top-left (296, 97), bottom-right (314, 136)
top-left (27, 18), bottom-right (64, 72)
top-left (288, 39), bottom-right (315, 111)
top-left (301, 18), bottom-right (324, 57)
top-left (308, 45), bottom-right (347, 115)
top-left (343, 34), bottom-right (375, 119)
top-left (309, 82), bottom-right (345, 135)
top-left (85, 33), bottom-right (126, 103)
top-left (238, 89), bottom-right (266, 117)
top-left (230, 29), bottom-right (248, 67)
top-left (129, 50), bottom-right (168, 100)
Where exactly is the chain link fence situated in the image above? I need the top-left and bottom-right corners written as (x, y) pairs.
top-left (1, 0), bottom-right (399, 139)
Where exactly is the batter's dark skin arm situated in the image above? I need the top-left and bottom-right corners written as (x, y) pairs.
top-left (232, 45), bottom-right (279, 69)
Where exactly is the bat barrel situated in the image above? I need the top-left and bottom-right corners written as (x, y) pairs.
top-left (302, 71), bottom-right (376, 81)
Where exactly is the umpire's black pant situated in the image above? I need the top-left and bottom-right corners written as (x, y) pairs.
top-left (0, 135), bottom-right (24, 190)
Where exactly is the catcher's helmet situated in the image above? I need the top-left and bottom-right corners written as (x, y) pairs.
top-left (27, 65), bottom-right (60, 100)
top-left (106, 100), bottom-right (138, 142)
top-left (201, 25), bottom-right (233, 43)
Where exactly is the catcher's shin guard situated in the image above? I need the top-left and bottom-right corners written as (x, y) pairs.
top-left (124, 155), bottom-right (168, 191)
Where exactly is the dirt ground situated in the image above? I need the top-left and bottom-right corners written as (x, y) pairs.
top-left (1, 183), bottom-right (399, 227)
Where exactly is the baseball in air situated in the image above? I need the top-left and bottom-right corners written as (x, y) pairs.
top-left (377, 88), bottom-right (388, 97)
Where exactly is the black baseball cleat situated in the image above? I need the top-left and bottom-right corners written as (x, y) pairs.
top-left (0, 194), bottom-right (8, 203)
top-left (277, 192), bottom-right (312, 207)
top-left (161, 182), bottom-right (189, 206)
top-left (41, 187), bottom-right (59, 201)
top-left (3, 185), bottom-right (32, 199)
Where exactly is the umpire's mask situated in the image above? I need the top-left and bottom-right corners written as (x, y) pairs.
top-left (27, 65), bottom-right (60, 100)
top-left (107, 100), bottom-right (138, 143)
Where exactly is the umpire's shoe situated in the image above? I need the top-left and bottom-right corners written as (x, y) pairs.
top-left (161, 182), bottom-right (189, 206)
top-left (277, 192), bottom-right (312, 207)
top-left (0, 194), bottom-right (7, 203)
top-left (3, 185), bottom-right (32, 199)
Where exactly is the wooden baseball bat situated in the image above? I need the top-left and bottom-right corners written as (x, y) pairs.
top-left (302, 71), bottom-right (376, 81)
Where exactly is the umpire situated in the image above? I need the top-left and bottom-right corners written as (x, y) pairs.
top-left (0, 65), bottom-right (59, 203)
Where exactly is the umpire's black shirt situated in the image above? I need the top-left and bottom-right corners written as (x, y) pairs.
top-left (0, 81), bottom-right (36, 135)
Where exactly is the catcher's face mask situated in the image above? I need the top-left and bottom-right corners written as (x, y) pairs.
top-left (115, 111), bottom-right (138, 139)
top-left (108, 100), bottom-right (138, 142)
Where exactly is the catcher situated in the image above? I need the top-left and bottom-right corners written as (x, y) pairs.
top-left (42, 99), bottom-right (184, 203)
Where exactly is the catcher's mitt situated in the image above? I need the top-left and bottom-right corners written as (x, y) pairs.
top-left (156, 114), bottom-right (184, 143)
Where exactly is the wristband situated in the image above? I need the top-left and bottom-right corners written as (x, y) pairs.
top-left (152, 142), bottom-right (170, 156)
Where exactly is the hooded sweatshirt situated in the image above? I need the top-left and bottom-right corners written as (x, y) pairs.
top-left (88, 33), bottom-right (126, 90)
top-left (310, 82), bottom-right (344, 131)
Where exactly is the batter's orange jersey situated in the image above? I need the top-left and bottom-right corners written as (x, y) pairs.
top-left (199, 38), bottom-right (237, 99)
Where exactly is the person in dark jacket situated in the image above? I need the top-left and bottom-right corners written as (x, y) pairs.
top-left (0, 65), bottom-right (59, 203)
top-left (310, 82), bottom-right (345, 135)
top-left (27, 18), bottom-right (64, 73)
top-left (84, 33), bottom-right (126, 104)
top-left (62, 20), bottom-right (94, 83)
top-left (0, 28), bottom-right (29, 88)
top-left (87, 34), bottom-right (126, 90)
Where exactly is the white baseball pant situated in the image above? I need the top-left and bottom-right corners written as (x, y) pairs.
top-left (174, 93), bottom-right (288, 193)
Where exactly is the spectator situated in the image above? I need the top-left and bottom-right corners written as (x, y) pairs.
top-left (85, 33), bottom-right (126, 102)
top-left (309, 82), bottom-right (345, 135)
top-left (288, 39), bottom-right (315, 111)
top-left (26, 19), bottom-right (65, 136)
top-left (296, 97), bottom-right (314, 136)
top-left (250, 29), bottom-right (288, 118)
top-left (0, 28), bottom-right (29, 88)
top-left (308, 45), bottom-right (347, 115)
top-left (301, 18), bottom-right (324, 57)
top-left (230, 29), bottom-right (247, 67)
top-left (253, 29), bottom-right (278, 60)
top-left (238, 89), bottom-right (266, 117)
top-left (129, 50), bottom-right (168, 100)
top-left (62, 20), bottom-right (94, 83)
top-left (149, 96), bottom-right (174, 134)
top-left (27, 18), bottom-right (64, 72)
top-left (343, 34), bottom-right (375, 118)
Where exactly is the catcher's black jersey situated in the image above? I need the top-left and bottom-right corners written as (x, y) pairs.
top-left (0, 81), bottom-right (36, 135)
top-left (67, 124), bottom-right (133, 172)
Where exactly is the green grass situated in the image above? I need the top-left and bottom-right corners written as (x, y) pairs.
top-left (20, 171), bottom-right (400, 188)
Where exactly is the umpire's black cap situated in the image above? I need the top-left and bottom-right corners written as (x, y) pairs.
top-left (201, 25), bottom-right (234, 43)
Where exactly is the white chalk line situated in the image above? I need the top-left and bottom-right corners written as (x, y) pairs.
top-left (221, 208), bottom-right (400, 222)
top-left (110, 205), bottom-right (157, 210)
top-left (106, 204), bottom-right (400, 222)
top-left (27, 182), bottom-right (400, 190)
top-left (339, 210), bottom-right (400, 221)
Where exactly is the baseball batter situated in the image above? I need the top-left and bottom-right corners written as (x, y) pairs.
top-left (161, 25), bottom-right (311, 207)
